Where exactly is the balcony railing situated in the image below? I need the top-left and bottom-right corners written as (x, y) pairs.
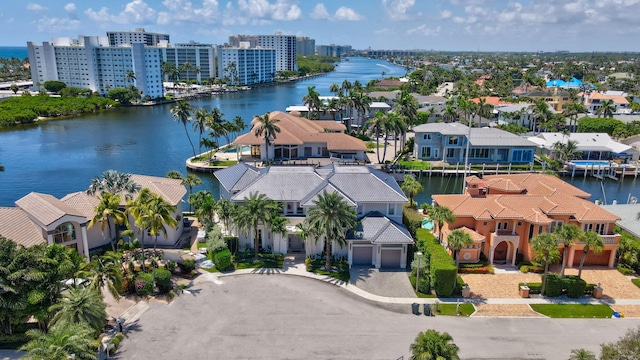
top-left (574, 234), bottom-right (620, 245)
top-left (490, 232), bottom-right (519, 245)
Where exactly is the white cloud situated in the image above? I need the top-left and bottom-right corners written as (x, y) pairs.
top-left (36, 16), bottom-right (80, 32)
top-left (334, 6), bottom-right (364, 21)
top-left (85, 0), bottom-right (157, 24)
top-left (64, 3), bottom-right (76, 12)
top-left (310, 3), bottom-right (330, 19)
top-left (439, 10), bottom-right (452, 19)
top-left (407, 24), bottom-right (440, 36)
top-left (381, 0), bottom-right (417, 21)
top-left (157, 0), bottom-right (221, 25)
top-left (236, 0), bottom-right (302, 21)
top-left (27, 3), bottom-right (46, 11)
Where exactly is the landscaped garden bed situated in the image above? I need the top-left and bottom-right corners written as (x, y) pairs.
top-left (305, 258), bottom-right (350, 282)
top-left (517, 275), bottom-right (597, 298)
top-left (530, 304), bottom-right (613, 318)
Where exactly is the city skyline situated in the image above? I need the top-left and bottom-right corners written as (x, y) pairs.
top-left (1, 0), bottom-right (640, 52)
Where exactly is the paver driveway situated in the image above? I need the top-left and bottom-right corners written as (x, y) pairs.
top-left (114, 274), bottom-right (640, 360)
top-left (349, 266), bottom-right (416, 298)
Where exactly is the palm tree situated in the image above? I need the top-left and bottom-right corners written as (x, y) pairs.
top-left (171, 100), bottom-right (196, 157)
top-left (351, 90), bottom-right (372, 132)
top-left (401, 175), bottom-right (423, 207)
top-left (532, 99), bottom-right (551, 134)
top-left (409, 329), bottom-right (460, 360)
top-left (189, 190), bottom-right (216, 228)
top-left (302, 86), bottom-right (321, 119)
top-left (529, 232), bottom-right (561, 295)
top-left (138, 193), bottom-right (178, 251)
top-left (366, 111), bottom-right (391, 163)
top-left (166, 170), bottom-right (183, 180)
top-left (208, 108), bottom-right (228, 152)
top-left (329, 82), bottom-right (340, 96)
top-left (447, 229), bottom-right (474, 289)
top-left (86, 251), bottom-right (123, 300)
top-left (563, 101), bottom-right (587, 132)
top-left (253, 112), bottom-right (280, 164)
top-left (234, 192), bottom-right (280, 258)
top-left (180, 61), bottom-right (193, 84)
top-left (193, 108), bottom-right (210, 155)
top-left (442, 102), bottom-right (458, 123)
top-left (161, 61), bottom-right (178, 82)
top-left (214, 198), bottom-right (235, 235)
top-left (48, 287), bottom-right (106, 335)
top-left (86, 170), bottom-right (141, 199)
top-left (306, 190), bottom-right (357, 270)
top-left (126, 188), bottom-right (154, 269)
top-left (596, 99), bottom-right (616, 118)
top-left (555, 224), bottom-right (582, 277)
top-left (577, 231), bottom-right (604, 279)
top-left (269, 215), bottom-right (289, 255)
top-left (20, 323), bottom-right (98, 360)
top-left (125, 70), bottom-right (136, 86)
top-left (568, 348), bottom-right (596, 360)
top-left (182, 174), bottom-right (203, 212)
top-left (90, 192), bottom-right (125, 252)
top-left (429, 205), bottom-right (456, 244)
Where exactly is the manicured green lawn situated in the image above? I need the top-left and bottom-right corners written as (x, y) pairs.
top-left (530, 304), bottom-right (613, 318)
top-left (233, 253), bottom-right (283, 270)
top-left (632, 278), bottom-right (640, 288)
top-left (307, 259), bottom-right (350, 282)
top-left (398, 160), bottom-right (431, 170)
top-left (435, 303), bottom-right (475, 317)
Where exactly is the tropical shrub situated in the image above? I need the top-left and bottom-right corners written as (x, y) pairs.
top-left (617, 264), bottom-right (633, 275)
top-left (181, 259), bottom-right (196, 274)
top-left (545, 274), bottom-right (564, 297)
top-left (519, 282), bottom-right (543, 294)
top-left (123, 274), bottom-right (136, 293)
top-left (403, 204), bottom-right (424, 236)
top-left (565, 277), bottom-right (587, 298)
top-left (154, 268), bottom-right (172, 293)
top-left (43, 80), bottom-right (67, 93)
top-left (206, 226), bottom-right (227, 254)
top-left (224, 236), bottom-right (239, 254)
top-left (214, 248), bottom-right (232, 271)
top-left (417, 228), bottom-right (457, 297)
top-left (165, 260), bottom-right (176, 273)
top-left (135, 273), bottom-right (154, 296)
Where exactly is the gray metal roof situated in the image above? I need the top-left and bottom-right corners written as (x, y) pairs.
top-left (600, 204), bottom-right (640, 239)
top-left (349, 212), bottom-right (413, 244)
top-left (469, 128), bottom-right (538, 147)
top-left (326, 167), bottom-right (408, 203)
top-left (413, 122), bottom-right (469, 135)
top-left (214, 162), bottom-right (259, 193)
top-left (300, 182), bottom-right (356, 207)
top-left (231, 166), bottom-right (324, 201)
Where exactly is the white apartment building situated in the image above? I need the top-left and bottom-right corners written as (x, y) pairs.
top-left (28, 35), bottom-right (164, 98)
top-left (158, 41), bottom-right (216, 82)
top-left (217, 47), bottom-right (275, 85)
top-left (257, 33), bottom-right (297, 72)
top-left (107, 28), bottom-right (169, 46)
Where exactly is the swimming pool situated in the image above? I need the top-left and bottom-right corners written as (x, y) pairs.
top-left (570, 160), bottom-right (613, 167)
top-left (223, 145), bottom-right (250, 153)
top-left (422, 220), bottom-right (434, 230)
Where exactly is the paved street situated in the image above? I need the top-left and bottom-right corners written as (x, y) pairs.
top-left (114, 274), bottom-right (640, 360)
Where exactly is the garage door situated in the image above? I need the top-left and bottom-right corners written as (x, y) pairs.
top-left (380, 249), bottom-right (402, 268)
top-left (352, 246), bottom-right (372, 265)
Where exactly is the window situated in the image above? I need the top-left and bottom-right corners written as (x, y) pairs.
top-left (470, 148), bottom-right (490, 159)
top-left (497, 221), bottom-right (508, 231)
top-left (388, 204), bottom-right (395, 216)
top-left (423, 133), bottom-right (431, 140)
top-left (53, 222), bottom-right (76, 244)
top-left (483, 221), bottom-right (488, 226)
top-left (448, 136), bottom-right (459, 145)
top-left (446, 148), bottom-right (455, 158)
top-left (550, 220), bottom-right (564, 232)
top-left (421, 147), bottom-right (431, 158)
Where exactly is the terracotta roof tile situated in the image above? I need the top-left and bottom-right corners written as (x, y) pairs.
top-left (15, 192), bottom-right (85, 227)
top-left (0, 207), bottom-right (46, 248)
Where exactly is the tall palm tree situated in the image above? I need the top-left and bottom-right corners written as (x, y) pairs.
top-left (171, 100), bottom-right (196, 157)
top-left (409, 329), bottom-right (460, 360)
top-left (329, 82), bottom-right (340, 96)
top-left (189, 190), bottom-right (216, 228)
top-left (126, 188), bottom-right (154, 269)
top-left (180, 61), bottom-right (193, 84)
top-left (577, 231), bottom-right (604, 279)
top-left (563, 101), bottom-right (587, 132)
top-left (234, 192), bottom-right (280, 258)
top-left (302, 86), bottom-right (321, 119)
top-left (214, 198), bottom-right (235, 235)
top-left (182, 174), bottom-right (203, 213)
top-left (350, 90), bottom-right (372, 132)
top-left (447, 229), bottom-right (474, 289)
top-left (366, 111), bottom-right (391, 164)
top-left (442, 102), bottom-right (458, 123)
top-left (429, 205), bottom-right (456, 244)
top-left (193, 108), bottom-right (210, 155)
top-left (529, 232), bottom-right (561, 296)
top-left (87, 251), bottom-right (123, 300)
top-left (568, 348), bottom-right (596, 360)
top-left (125, 70), bottom-right (136, 86)
top-left (86, 170), bottom-right (141, 199)
top-left (596, 99), bottom-right (615, 118)
top-left (90, 192), bottom-right (125, 252)
top-left (166, 170), bottom-right (183, 180)
top-left (306, 191), bottom-right (357, 270)
top-left (48, 287), bottom-right (106, 335)
top-left (253, 112), bottom-right (280, 164)
top-left (394, 90), bottom-right (419, 128)
top-left (208, 108), bottom-right (228, 152)
top-left (532, 98), bottom-right (551, 134)
top-left (555, 224), bottom-right (582, 277)
top-left (401, 175), bottom-right (423, 207)
top-left (137, 193), bottom-right (178, 251)
top-left (20, 323), bottom-right (98, 360)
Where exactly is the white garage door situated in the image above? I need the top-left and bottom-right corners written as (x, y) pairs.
top-left (352, 246), bottom-right (372, 265)
top-left (380, 249), bottom-right (402, 268)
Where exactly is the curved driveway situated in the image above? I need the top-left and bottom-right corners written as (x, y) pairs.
top-left (115, 274), bottom-right (640, 360)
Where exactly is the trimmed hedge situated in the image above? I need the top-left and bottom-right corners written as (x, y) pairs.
top-left (403, 205), bottom-right (424, 236)
top-left (565, 277), bottom-right (587, 298)
top-left (519, 282), bottom-right (543, 294)
top-left (417, 228), bottom-right (457, 297)
top-left (214, 248), bottom-right (232, 271)
top-left (154, 268), bottom-right (172, 293)
top-left (519, 277), bottom-right (594, 298)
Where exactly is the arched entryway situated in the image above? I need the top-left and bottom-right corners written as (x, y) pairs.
top-left (493, 241), bottom-right (508, 264)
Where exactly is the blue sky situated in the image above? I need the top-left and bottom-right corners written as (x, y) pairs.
top-left (1, 0), bottom-right (639, 51)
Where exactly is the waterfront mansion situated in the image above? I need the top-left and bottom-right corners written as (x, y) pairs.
top-left (432, 174), bottom-right (621, 267)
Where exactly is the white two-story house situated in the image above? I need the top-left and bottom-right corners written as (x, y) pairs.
top-left (215, 163), bottom-right (414, 268)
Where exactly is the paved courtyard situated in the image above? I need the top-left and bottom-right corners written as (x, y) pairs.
top-left (114, 274), bottom-right (640, 360)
